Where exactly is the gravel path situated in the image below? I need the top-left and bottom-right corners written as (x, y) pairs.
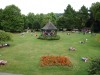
top-left (0, 72), bottom-right (23, 75)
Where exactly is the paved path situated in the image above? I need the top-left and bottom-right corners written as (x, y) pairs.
top-left (0, 72), bottom-right (22, 75)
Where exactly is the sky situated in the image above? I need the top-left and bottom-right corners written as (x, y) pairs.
top-left (0, 0), bottom-right (99, 15)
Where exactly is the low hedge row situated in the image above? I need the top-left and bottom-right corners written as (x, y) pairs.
top-left (38, 35), bottom-right (60, 40)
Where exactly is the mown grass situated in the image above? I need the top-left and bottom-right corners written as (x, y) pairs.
top-left (0, 32), bottom-right (100, 75)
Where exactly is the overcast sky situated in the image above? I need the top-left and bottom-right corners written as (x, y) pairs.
top-left (0, 0), bottom-right (99, 15)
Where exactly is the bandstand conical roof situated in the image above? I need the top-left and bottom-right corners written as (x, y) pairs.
top-left (41, 21), bottom-right (57, 30)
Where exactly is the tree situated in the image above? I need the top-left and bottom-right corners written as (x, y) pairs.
top-left (88, 57), bottom-right (100, 75)
top-left (55, 13), bottom-right (63, 18)
top-left (73, 12), bottom-right (82, 31)
top-left (34, 14), bottom-right (44, 29)
top-left (0, 9), bottom-right (3, 30)
top-left (63, 4), bottom-right (76, 30)
top-left (42, 12), bottom-right (57, 28)
top-left (21, 14), bottom-right (28, 30)
top-left (78, 5), bottom-right (89, 30)
top-left (47, 12), bottom-right (57, 25)
top-left (90, 2), bottom-right (100, 22)
top-left (1, 5), bottom-right (24, 32)
top-left (27, 12), bottom-right (35, 29)
top-left (90, 2), bottom-right (100, 32)
top-left (57, 16), bottom-right (67, 30)
top-left (33, 20), bottom-right (41, 31)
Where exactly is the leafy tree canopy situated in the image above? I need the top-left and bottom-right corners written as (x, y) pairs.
top-left (1, 5), bottom-right (24, 32)
top-left (90, 2), bottom-right (100, 21)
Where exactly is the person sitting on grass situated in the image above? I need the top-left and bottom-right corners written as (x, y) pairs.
top-left (69, 47), bottom-right (76, 51)
top-left (0, 60), bottom-right (7, 65)
top-left (67, 33), bottom-right (70, 35)
top-left (79, 41), bottom-right (85, 44)
top-left (85, 39), bottom-right (88, 42)
top-left (3, 43), bottom-right (10, 47)
top-left (81, 57), bottom-right (88, 62)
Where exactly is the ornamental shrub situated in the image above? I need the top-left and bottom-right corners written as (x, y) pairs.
top-left (88, 57), bottom-right (100, 75)
top-left (0, 30), bottom-right (12, 44)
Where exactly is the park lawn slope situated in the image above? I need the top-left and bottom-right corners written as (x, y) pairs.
top-left (0, 32), bottom-right (100, 75)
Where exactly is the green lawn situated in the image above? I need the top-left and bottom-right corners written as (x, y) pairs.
top-left (0, 32), bottom-right (100, 75)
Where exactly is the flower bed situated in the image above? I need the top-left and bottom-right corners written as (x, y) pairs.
top-left (40, 56), bottom-right (72, 67)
